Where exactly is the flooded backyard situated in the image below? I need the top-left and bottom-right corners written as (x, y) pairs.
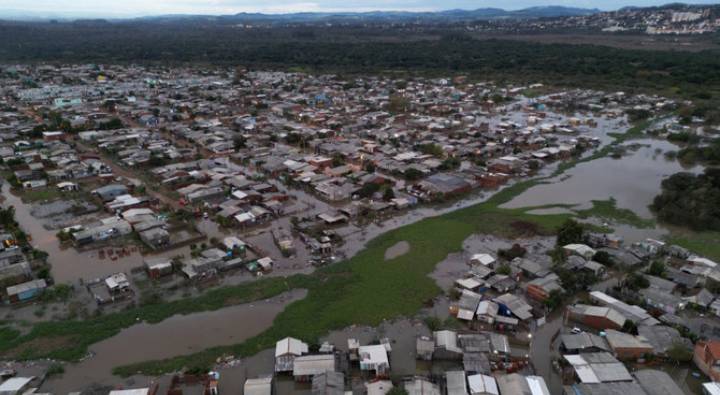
top-left (40, 289), bottom-right (306, 394)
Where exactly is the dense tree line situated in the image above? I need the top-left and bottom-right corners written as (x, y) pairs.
top-left (1, 21), bottom-right (720, 95)
top-left (651, 168), bottom-right (720, 231)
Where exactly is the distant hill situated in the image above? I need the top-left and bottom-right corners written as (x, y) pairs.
top-left (0, 6), bottom-right (600, 23)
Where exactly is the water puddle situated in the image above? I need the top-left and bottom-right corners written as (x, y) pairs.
top-left (384, 241), bottom-right (410, 261)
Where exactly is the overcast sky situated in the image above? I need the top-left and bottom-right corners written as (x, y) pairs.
top-left (2, 0), bottom-right (718, 18)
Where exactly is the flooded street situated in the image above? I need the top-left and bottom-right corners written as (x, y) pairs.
top-left (503, 139), bottom-right (701, 218)
top-left (0, 183), bottom-right (146, 283)
top-left (529, 313), bottom-right (563, 395)
top-left (40, 289), bottom-right (306, 394)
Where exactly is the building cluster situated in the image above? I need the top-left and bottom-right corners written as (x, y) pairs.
top-left (2, 64), bottom-right (719, 395)
top-left (1, 64), bottom-right (672, 305)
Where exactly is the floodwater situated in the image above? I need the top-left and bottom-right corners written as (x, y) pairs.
top-left (0, 183), bottom-right (145, 283)
top-left (384, 241), bottom-right (410, 261)
top-left (529, 313), bottom-right (563, 395)
top-left (321, 319), bottom-right (432, 378)
top-left (41, 289), bottom-right (306, 394)
top-left (503, 139), bottom-right (701, 218)
top-left (430, 234), bottom-right (554, 291)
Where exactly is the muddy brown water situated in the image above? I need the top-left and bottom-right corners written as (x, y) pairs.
top-left (40, 289), bottom-right (306, 394)
top-left (1, 183), bottom-right (147, 283)
top-left (503, 139), bottom-right (702, 218)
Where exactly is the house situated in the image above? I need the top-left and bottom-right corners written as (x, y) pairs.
top-left (703, 382), bottom-right (720, 395)
top-left (476, 300), bottom-right (500, 324)
top-left (244, 377), bottom-right (272, 395)
top-left (496, 374), bottom-right (550, 395)
top-left (589, 291), bottom-right (658, 325)
top-left (563, 353), bottom-right (633, 384)
top-left (634, 369), bottom-right (685, 395)
top-left (105, 273), bottom-right (130, 293)
top-left (5, 279), bottom-right (47, 303)
top-left (467, 374), bottom-right (499, 395)
top-left (470, 253), bottom-right (496, 268)
top-left (526, 274), bottom-right (563, 302)
top-left (560, 333), bottom-right (610, 354)
top-left (433, 330), bottom-right (463, 360)
top-left (292, 354), bottom-right (337, 381)
top-left (564, 244), bottom-right (597, 260)
top-left (639, 288), bottom-right (685, 314)
top-left (72, 218), bottom-right (132, 246)
top-left (565, 304), bottom-right (626, 331)
top-left (445, 371), bottom-right (468, 395)
top-left (108, 388), bottom-right (153, 395)
top-left (359, 345), bottom-right (390, 376)
top-left (455, 290), bottom-right (482, 321)
top-left (56, 181), bottom-right (78, 192)
top-left (403, 378), bottom-right (441, 395)
top-left (93, 184), bottom-right (129, 201)
top-left (312, 371), bottom-right (344, 395)
top-left (275, 337), bottom-right (309, 373)
top-left (493, 293), bottom-right (533, 321)
top-left (139, 227), bottom-right (170, 249)
top-left (694, 340), bottom-right (720, 382)
top-left (562, 382), bottom-right (648, 395)
top-left (464, 353), bottom-right (491, 375)
top-left (416, 336), bottom-right (434, 361)
top-left (604, 329), bottom-right (654, 360)
top-left (144, 258), bottom-right (173, 279)
top-left (420, 173), bottom-right (472, 197)
top-left (0, 377), bottom-right (36, 395)
top-left (365, 380), bottom-right (394, 395)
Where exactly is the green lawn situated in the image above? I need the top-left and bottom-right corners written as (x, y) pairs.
top-left (19, 188), bottom-right (63, 203)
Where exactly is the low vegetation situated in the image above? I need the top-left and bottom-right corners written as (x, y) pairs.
top-left (577, 199), bottom-right (655, 229)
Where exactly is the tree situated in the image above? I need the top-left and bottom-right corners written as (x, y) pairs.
top-left (556, 219), bottom-right (585, 247)
top-left (666, 342), bottom-right (693, 363)
top-left (496, 264), bottom-right (512, 275)
top-left (383, 187), bottom-right (395, 201)
top-left (357, 183), bottom-right (380, 199)
top-left (387, 387), bottom-right (408, 395)
top-left (593, 251), bottom-right (615, 267)
top-left (424, 316), bottom-right (441, 331)
top-left (388, 94), bottom-right (410, 114)
top-left (417, 143), bottom-right (444, 158)
top-left (233, 136), bottom-right (247, 150)
top-left (647, 260), bottom-right (666, 277)
top-left (625, 273), bottom-right (649, 291)
top-left (622, 320), bottom-right (638, 335)
top-left (331, 154), bottom-right (344, 167)
top-left (544, 289), bottom-right (564, 311)
top-left (439, 157), bottom-right (461, 170)
top-left (403, 168), bottom-right (423, 181)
